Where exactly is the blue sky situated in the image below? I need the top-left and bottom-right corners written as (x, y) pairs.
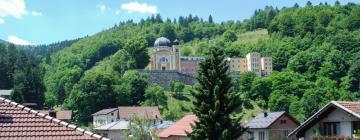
top-left (0, 0), bottom-right (358, 45)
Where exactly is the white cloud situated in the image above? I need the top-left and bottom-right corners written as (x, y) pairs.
top-left (96, 4), bottom-right (107, 13)
top-left (31, 11), bottom-right (43, 16)
top-left (0, 18), bottom-right (4, 24)
top-left (8, 35), bottom-right (32, 45)
top-left (115, 10), bottom-right (120, 15)
top-left (0, 0), bottom-right (27, 19)
top-left (121, 1), bottom-right (158, 14)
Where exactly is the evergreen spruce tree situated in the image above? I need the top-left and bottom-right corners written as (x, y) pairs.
top-left (189, 47), bottom-right (246, 140)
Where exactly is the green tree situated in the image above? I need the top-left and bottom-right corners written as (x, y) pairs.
top-left (251, 77), bottom-right (272, 109)
top-left (223, 30), bottom-right (237, 43)
top-left (189, 46), bottom-right (246, 139)
top-left (142, 84), bottom-right (167, 110)
top-left (123, 37), bottom-right (150, 69)
top-left (239, 72), bottom-right (257, 93)
top-left (160, 23), bottom-right (177, 41)
top-left (125, 116), bottom-right (152, 140)
top-left (65, 71), bottom-right (117, 123)
top-left (115, 70), bottom-right (148, 105)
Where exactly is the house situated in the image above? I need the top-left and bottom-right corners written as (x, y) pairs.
top-left (92, 107), bottom-right (161, 126)
top-left (0, 90), bottom-right (12, 98)
top-left (0, 97), bottom-right (108, 140)
top-left (92, 108), bottom-right (119, 127)
top-left (158, 114), bottom-right (198, 140)
top-left (95, 120), bottom-right (129, 140)
top-left (241, 111), bottom-right (300, 140)
top-left (37, 110), bottom-right (72, 121)
top-left (289, 101), bottom-right (360, 140)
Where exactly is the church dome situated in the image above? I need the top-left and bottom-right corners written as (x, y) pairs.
top-left (154, 37), bottom-right (171, 47)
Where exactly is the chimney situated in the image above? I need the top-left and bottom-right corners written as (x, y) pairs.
top-left (49, 110), bottom-right (57, 118)
top-left (264, 112), bottom-right (268, 117)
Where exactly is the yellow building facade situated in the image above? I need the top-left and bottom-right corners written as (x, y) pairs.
top-left (149, 37), bottom-right (181, 71)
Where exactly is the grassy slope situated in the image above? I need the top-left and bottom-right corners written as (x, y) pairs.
top-left (180, 29), bottom-right (269, 56)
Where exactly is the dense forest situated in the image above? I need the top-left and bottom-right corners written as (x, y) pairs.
top-left (1, 1), bottom-right (360, 125)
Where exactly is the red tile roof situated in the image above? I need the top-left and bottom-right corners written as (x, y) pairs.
top-left (158, 114), bottom-right (198, 138)
top-left (118, 107), bottom-right (161, 120)
top-left (335, 101), bottom-right (360, 115)
top-left (0, 97), bottom-right (109, 140)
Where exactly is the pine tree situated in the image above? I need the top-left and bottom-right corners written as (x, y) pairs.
top-left (189, 47), bottom-right (246, 140)
top-left (208, 15), bottom-right (213, 23)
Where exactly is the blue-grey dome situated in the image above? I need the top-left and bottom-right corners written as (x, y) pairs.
top-left (154, 37), bottom-right (171, 47)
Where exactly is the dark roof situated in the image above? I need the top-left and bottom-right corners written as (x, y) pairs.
top-left (154, 37), bottom-right (171, 47)
top-left (245, 111), bottom-right (286, 129)
top-left (289, 101), bottom-right (360, 138)
top-left (92, 108), bottom-right (117, 116)
top-left (118, 107), bottom-right (161, 120)
top-left (0, 97), bottom-right (109, 140)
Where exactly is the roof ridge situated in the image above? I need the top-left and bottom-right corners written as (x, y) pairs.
top-left (0, 97), bottom-right (109, 140)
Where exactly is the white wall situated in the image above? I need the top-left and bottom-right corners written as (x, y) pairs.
top-left (250, 129), bottom-right (269, 140)
top-left (304, 108), bottom-right (359, 140)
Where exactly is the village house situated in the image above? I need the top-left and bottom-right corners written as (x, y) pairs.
top-left (92, 108), bottom-right (119, 127)
top-left (93, 106), bottom-right (162, 140)
top-left (240, 111), bottom-right (300, 140)
top-left (158, 114), bottom-right (198, 140)
top-left (289, 101), bottom-right (360, 140)
top-left (0, 97), bottom-right (108, 140)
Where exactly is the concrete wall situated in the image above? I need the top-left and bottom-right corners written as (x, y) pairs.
top-left (304, 108), bottom-right (360, 140)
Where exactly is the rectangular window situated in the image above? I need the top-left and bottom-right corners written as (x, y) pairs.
top-left (280, 120), bottom-right (286, 124)
top-left (259, 131), bottom-right (265, 140)
top-left (323, 122), bottom-right (340, 136)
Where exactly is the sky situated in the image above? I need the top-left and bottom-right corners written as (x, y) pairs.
top-left (0, 0), bottom-right (358, 45)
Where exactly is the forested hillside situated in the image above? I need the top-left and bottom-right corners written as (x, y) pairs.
top-left (1, 1), bottom-right (360, 125)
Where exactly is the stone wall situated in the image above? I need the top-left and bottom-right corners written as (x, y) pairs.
top-left (137, 70), bottom-right (197, 89)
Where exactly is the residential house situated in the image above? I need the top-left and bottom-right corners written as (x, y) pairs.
top-left (0, 90), bottom-right (12, 98)
top-left (158, 114), bottom-right (198, 140)
top-left (93, 107), bottom-right (162, 140)
top-left (241, 111), bottom-right (300, 140)
top-left (95, 120), bottom-right (129, 140)
top-left (37, 110), bottom-right (72, 121)
top-left (289, 101), bottom-right (360, 140)
top-left (0, 97), bottom-right (108, 140)
top-left (92, 108), bottom-right (119, 127)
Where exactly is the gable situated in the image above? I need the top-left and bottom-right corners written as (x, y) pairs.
top-left (269, 114), bottom-right (299, 130)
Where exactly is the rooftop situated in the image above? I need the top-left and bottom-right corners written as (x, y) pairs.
top-left (245, 111), bottom-right (286, 129)
top-left (118, 106), bottom-right (161, 120)
top-left (92, 108), bottom-right (117, 116)
top-left (158, 114), bottom-right (198, 138)
top-left (95, 120), bottom-right (129, 130)
top-left (0, 97), bottom-right (108, 140)
top-left (154, 37), bottom-right (171, 47)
